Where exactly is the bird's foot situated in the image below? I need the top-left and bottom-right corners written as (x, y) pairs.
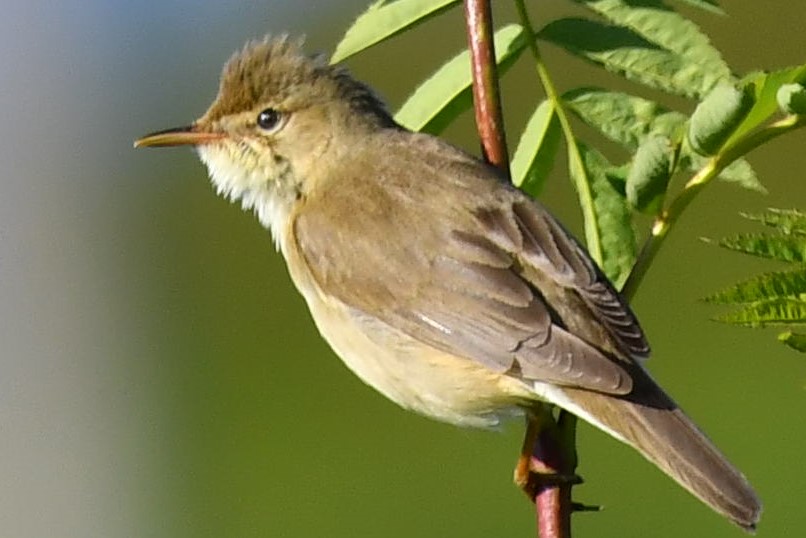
top-left (514, 453), bottom-right (583, 499)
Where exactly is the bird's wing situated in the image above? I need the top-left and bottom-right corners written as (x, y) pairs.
top-left (292, 132), bottom-right (648, 395)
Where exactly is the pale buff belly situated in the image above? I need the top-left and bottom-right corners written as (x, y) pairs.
top-left (310, 295), bottom-right (535, 427)
top-left (284, 258), bottom-right (536, 427)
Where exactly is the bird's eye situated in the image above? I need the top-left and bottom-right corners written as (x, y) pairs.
top-left (256, 108), bottom-right (283, 131)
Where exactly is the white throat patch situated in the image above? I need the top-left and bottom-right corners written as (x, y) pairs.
top-left (196, 143), bottom-right (297, 253)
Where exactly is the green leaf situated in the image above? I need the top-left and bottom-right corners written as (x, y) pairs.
top-left (577, 144), bottom-right (637, 286)
top-left (779, 331), bottom-right (806, 352)
top-left (539, 18), bottom-right (703, 98)
top-left (687, 84), bottom-right (755, 156)
top-left (605, 162), bottom-right (630, 182)
top-left (705, 267), bottom-right (806, 304)
top-left (680, 150), bottom-right (765, 192)
top-left (511, 100), bottom-right (561, 197)
top-left (724, 64), bottom-right (806, 146)
top-left (777, 83), bottom-right (806, 115)
top-left (394, 24), bottom-right (527, 133)
top-left (676, 0), bottom-right (724, 15)
top-left (626, 136), bottom-right (672, 214)
top-left (741, 209), bottom-right (806, 236)
top-left (572, 0), bottom-right (732, 97)
top-left (560, 89), bottom-right (762, 193)
top-left (715, 158), bottom-right (764, 192)
top-left (564, 88), bottom-right (686, 150)
top-left (719, 233), bottom-right (806, 263)
top-left (714, 298), bottom-right (806, 327)
top-left (331, 0), bottom-right (460, 63)
top-left (708, 208), bottom-right (806, 345)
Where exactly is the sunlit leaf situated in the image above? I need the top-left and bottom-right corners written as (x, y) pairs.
top-left (331, 0), bottom-right (460, 63)
top-left (719, 233), bottom-right (806, 262)
top-left (564, 88), bottom-right (686, 150)
top-left (511, 100), bottom-right (561, 197)
top-left (779, 331), bottom-right (806, 352)
top-left (572, 0), bottom-right (732, 97)
top-left (605, 163), bottom-right (630, 182)
top-left (725, 64), bottom-right (806, 146)
top-left (715, 158), bottom-right (764, 192)
top-left (577, 144), bottom-right (636, 286)
top-left (539, 18), bottom-right (704, 98)
top-left (741, 209), bottom-right (806, 236)
top-left (777, 83), bottom-right (806, 115)
top-left (676, 0), bottom-right (724, 15)
top-left (708, 209), bottom-right (806, 350)
top-left (714, 298), bottom-right (806, 327)
top-left (687, 84), bottom-right (755, 156)
top-left (394, 24), bottom-right (527, 133)
top-left (705, 267), bottom-right (806, 304)
top-left (625, 136), bottom-right (672, 214)
top-left (680, 151), bottom-right (765, 192)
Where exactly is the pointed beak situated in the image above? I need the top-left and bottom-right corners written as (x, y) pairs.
top-left (134, 124), bottom-right (225, 148)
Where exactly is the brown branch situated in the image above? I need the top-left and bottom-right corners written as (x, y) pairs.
top-left (517, 410), bottom-right (578, 538)
top-left (464, 2), bottom-right (576, 537)
top-left (533, 418), bottom-right (572, 538)
top-left (464, 0), bottom-right (510, 172)
top-left (464, 0), bottom-right (578, 538)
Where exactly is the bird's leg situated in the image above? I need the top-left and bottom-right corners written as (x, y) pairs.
top-left (515, 407), bottom-right (591, 537)
top-left (514, 411), bottom-right (542, 493)
top-left (515, 406), bottom-right (582, 498)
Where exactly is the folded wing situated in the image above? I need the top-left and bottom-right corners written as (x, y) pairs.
top-left (293, 132), bottom-right (648, 395)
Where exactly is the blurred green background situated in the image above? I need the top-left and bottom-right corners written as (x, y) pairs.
top-left (2, 1), bottom-right (805, 537)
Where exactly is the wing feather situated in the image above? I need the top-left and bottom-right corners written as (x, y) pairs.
top-left (293, 131), bottom-right (647, 395)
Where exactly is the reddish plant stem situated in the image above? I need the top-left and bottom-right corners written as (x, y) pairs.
top-left (521, 411), bottom-right (575, 538)
top-left (463, 2), bottom-right (574, 537)
top-left (463, 0), bottom-right (510, 172)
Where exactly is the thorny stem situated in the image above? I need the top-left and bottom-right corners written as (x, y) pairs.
top-left (465, 2), bottom-right (578, 537)
top-left (513, 2), bottom-right (585, 536)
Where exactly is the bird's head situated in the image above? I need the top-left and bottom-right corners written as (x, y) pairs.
top-left (135, 35), bottom-right (394, 233)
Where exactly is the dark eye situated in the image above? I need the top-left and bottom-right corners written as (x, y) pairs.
top-left (257, 108), bottom-right (282, 131)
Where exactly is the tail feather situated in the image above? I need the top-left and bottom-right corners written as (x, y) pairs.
top-left (544, 374), bottom-right (761, 530)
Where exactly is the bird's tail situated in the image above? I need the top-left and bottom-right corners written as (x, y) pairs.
top-left (550, 375), bottom-right (761, 531)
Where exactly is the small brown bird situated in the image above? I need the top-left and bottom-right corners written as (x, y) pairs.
top-left (135, 36), bottom-right (760, 529)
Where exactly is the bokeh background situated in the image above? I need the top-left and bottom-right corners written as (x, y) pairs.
top-left (2, 1), bottom-right (805, 537)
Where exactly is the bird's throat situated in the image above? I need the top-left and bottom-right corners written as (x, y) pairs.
top-left (196, 143), bottom-right (299, 253)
